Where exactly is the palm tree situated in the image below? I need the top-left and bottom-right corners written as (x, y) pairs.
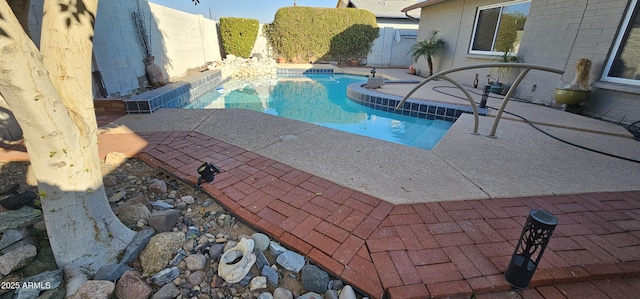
top-left (410, 30), bottom-right (446, 77)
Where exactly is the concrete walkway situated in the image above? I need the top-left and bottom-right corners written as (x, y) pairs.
top-left (2, 67), bottom-right (639, 298)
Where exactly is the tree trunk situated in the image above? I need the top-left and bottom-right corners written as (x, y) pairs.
top-left (427, 55), bottom-right (434, 77)
top-left (0, 0), bottom-right (134, 276)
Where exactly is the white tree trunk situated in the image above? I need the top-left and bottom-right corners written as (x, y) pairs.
top-left (0, 0), bottom-right (134, 274)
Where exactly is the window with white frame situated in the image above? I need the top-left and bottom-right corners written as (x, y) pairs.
top-left (602, 0), bottom-right (640, 85)
top-left (469, 0), bottom-right (531, 55)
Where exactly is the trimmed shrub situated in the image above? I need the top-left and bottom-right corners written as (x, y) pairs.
top-left (264, 7), bottom-right (378, 63)
top-left (219, 17), bottom-right (259, 58)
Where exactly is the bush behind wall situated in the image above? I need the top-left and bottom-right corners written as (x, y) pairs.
top-left (219, 17), bottom-right (259, 58)
top-left (264, 7), bottom-right (379, 63)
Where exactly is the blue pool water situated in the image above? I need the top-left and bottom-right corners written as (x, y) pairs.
top-left (185, 74), bottom-right (453, 150)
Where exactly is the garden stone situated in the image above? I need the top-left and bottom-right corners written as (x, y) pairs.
top-left (269, 241), bottom-right (286, 257)
top-left (208, 243), bottom-right (225, 260)
top-left (249, 276), bottom-right (267, 291)
top-left (148, 179), bottom-right (167, 194)
top-left (150, 267), bottom-right (180, 286)
top-left (108, 190), bottom-right (126, 203)
top-left (324, 290), bottom-right (339, 299)
top-left (116, 203), bottom-right (150, 228)
top-left (104, 151), bottom-right (127, 167)
top-left (338, 285), bottom-right (356, 299)
top-left (0, 206), bottom-right (42, 233)
top-left (254, 247), bottom-right (269, 270)
top-left (94, 263), bottom-right (132, 281)
top-left (276, 250), bottom-right (305, 273)
top-left (298, 292), bottom-right (323, 299)
top-left (115, 270), bottom-right (152, 299)
top-left (238, 272), bottom-right (253, 287)
top-left (251, 233), bottom-right (270, 251)
top-left (15, 269), bottom-right (63, 299)
top-left (0, 244), bottom-right (36, 275)
top-left (261, 265), bottom-right (278, 287)
top-left (120, 227), bottom-right (155, 264)
top-left (301, 265), bottom-right (329, 294)
top-left (185, 253), bottom-right (207, 271)
top-left (151, 282), bottom-right (181, 299)
top-left (71, 280), bottom-right (115, 299)
top-left (258, 292), bottom-right (274, 299)
top-left (187, 270), bottom-right (206, 286)
top-left (151, 200), bottom-right (174, 211)
top-left (148, 209), bottom-right (180, 232)
top-left (168, 249), bottom-right (187, 267)
top-left (181, 195), bottom-right (195, 204)
top-left (273, 287), bottom-right (293, 299)
top-left (140, 232), bottom-right (186, 275)
top-left (0, 228), bottom-right (29, 251)
top-left (186, 226), bottom-right (200, 238)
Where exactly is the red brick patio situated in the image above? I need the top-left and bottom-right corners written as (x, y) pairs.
top-left (2, 129), bottom-right (640, 298)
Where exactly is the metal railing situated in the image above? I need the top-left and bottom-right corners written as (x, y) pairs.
top-left (394, 63), bottom-right (564, 137)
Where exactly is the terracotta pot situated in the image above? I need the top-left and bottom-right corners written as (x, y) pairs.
top-left (350, 60), bottom-right (359, 66)
top-left (277, 57), bottom-right (286, 64)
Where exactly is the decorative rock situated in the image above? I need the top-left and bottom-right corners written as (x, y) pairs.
top-left (148, 179), bottom-right (167, 194)
top-left (0, 228), bottom-right (29, 251)
top-left (324, 290), bottom-right (339, 299)
top-left (148, 209), bottom-right (180, 232)
top-left (249, 276), bottom-right (267, 291)
top-left (151, 282), bottom-right (181, 299)
top-left (208, 243), bottom-right (225, 260)
top-left (261, 265), bottom-right (278, 287)
top-left (269, 241), bottom-right (286, 257)
top-left (94, 263), bottom-right (133, 281)
top-left (115, 270), bottom-right (153, 299)
top-left (71, 280), bottom-right (115, 299)
top-left (140, 232), bottom-right (186, 275)
top-left (273, 287), bottom-right (293, 299)
top-left (0, 244), bottom-right (36, 275)
top-left (0, 206), bottom-right (42, 233)
top-left (168, 249), bottom-right (187, 267)
top-left (175, 202), bottom-right (187, 210)
top-left (104, 176), bottom-right (118, 188)
top-left (186, 226), bottom-right (200, 238)
top-left (150, 267), bottom-right (180, 286)
top-left (108, 190), bottom-right (126, 203)
top-left (297, 292), bottom-right (323, 299)
top-left (120, 227), bottom-right (155, 264)
top-left (258, 292), bottom-right (274, 299)
top-left (254, 247), bottom-right (269, 271)
top-left (338, 285), bottom-right (356, 299)
top-left (104, 152), bottom-right (127, 167)
top-left (15, 269), bottom-right (63, 299)
top-left (301, 265), bottom-right (329, 294)
top-left (151, 200), bottom-right (174, 211)
top-left (181, 195), bottom-right (195, 204)
top-left (117, 203), bottom-right (151, 228)
top-left (238, 272), bottom-right (253, 287)
top-left (188, 270), bottom-right (206, 286)
top-left (329, 280), bottom-right (343, 291)
top-left (185, 253), bottom-right (207, 271)
top-left (251, 233), bottom-right (270, 251)
top-left (276, 250), bottom-right (305, 273)
top-left (218, 238), bottom-right (256, 283)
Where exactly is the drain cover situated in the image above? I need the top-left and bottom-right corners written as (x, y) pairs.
top-left (279, 134), bottom-right (298, 141)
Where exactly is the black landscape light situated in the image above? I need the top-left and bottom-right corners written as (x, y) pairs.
top-left (196, 162), bottom-right (221, 188)
top-left (505, 209), bottom-right (558, 289)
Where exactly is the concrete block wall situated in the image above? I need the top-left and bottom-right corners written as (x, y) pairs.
top-left (367, 19), bottom-right (419, 68)
top-left (28, 0), bottom-right (222, 98)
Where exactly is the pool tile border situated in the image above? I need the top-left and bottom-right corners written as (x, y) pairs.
top-left (347, 82), bottom-right (488, 122)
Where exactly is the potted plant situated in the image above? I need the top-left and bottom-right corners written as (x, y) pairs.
top-left (489, 48), bottom-right (521, 94)
top-left (554, 58), bottom-right (592, 105)
top-left (409, 30), bottom-right (446, 77)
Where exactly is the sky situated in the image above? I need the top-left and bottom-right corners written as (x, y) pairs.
top-left (149, 0), bottom-right (337, 23)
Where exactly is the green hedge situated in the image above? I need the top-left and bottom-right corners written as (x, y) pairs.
top-left (264, 7), bottom-right (379, 63)
top-left (219, 17), bottom-right (259, 58)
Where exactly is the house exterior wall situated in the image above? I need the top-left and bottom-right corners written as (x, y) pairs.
top-left (413, 0), bottom-right (639, 125)
top-left (28, 0), bottom-right (222, 98)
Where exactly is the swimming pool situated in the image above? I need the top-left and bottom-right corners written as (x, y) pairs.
top-left (185, 74), bottom-right (454, 150)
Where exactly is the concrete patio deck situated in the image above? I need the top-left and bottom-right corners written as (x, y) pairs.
top-left (1, 67), bottom-right (639, 298)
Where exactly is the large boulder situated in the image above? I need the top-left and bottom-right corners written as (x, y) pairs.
top-left (139, 232), bottom-right (185, 275)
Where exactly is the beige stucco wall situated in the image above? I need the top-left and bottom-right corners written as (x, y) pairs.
top-left (413, 0), bottom-right (639, 125)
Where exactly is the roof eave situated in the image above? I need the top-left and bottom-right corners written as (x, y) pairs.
top-left (401, 0), bottom-right (450, 13)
